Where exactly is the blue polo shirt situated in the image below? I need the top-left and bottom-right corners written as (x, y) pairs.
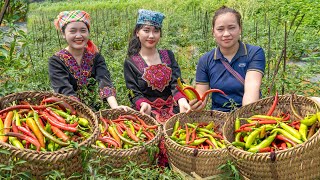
top-left (196, 41), bottom-right (265, 112)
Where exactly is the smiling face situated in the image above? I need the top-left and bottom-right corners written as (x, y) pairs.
top-left (212, 12), bottom-right (241, 50)
top-left (136, 25), bottom-right (161, 50)
top-left (62, 21), bottom-right (89, 52)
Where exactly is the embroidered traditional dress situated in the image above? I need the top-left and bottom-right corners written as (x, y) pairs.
top-left (124, 49), bottom-right (185, 123)
top-left (48, 49), bottom-right (116, 101)
top-left (124, 49), bottom-right (185, 167)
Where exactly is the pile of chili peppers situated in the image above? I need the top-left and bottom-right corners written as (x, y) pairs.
top-left (170, 120), bottom-right (225, 149)
top-left (96, 114), bottom-right (158, 149)
top-left (0, 97), bottom-right (92, 152)
top-left (232, 92), bottom-right (320, 153)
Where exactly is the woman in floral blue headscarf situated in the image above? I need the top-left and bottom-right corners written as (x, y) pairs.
top-left (124, 9), bottom-right (191, 167)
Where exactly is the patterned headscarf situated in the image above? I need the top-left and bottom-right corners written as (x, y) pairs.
top-left (54, 10), bottom-right (98, 54)
top-left (136, 9), bottom-right (165, 28)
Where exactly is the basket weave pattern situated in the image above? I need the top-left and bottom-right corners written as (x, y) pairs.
top-left (164, 111), bottom-right (229, 178)
top-left (0, 91), bottom-right (99, 178)
top-left (223, 95), bottom-right (320, 179)
top-left (93, 108), bottom-right (161, 168)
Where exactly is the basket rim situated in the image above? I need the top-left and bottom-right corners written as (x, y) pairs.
top-left (223, 94), bottom-right (320, 160)
top-left (0, 91), bottom-right (100, 161)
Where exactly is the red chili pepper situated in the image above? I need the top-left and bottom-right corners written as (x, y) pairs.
top-left (134, 115), bottom-right (158, 129)
top-left (51, 125), bottom-right (69, 142)
top-left (271, 142), bottom-right (278, 150)
top-left (234, 127), bottom-right (253, 133)
top-left (116, 124), bottom-right (124, 135)
top-left (276, 135), bottom-right (297, 146)
top-left (294, 124), bottom-right (300, 130)
top-left (12, 120), bottom-right (19, 133)
top-left (41, 97), bottom-right (76, 115)
top-left (280, 142), bottom-right (287, 150)
top-left (205, 139), bottom-right (216, 148)
top-left (239, 120), bottom-right (278, 129)
top-left (41, 112), bottom-right (77, 132)
top-left (0, 105), bottom-right (47, 115)
top-left (200, 88), bottom-right (227, 101)
top-left (118, 114), bottom-right (136, 121)
top-left (45, 108), bottom-right (66, 123)
top-left (258, 147), bottom-right (272, 153)
top-left (132, 122), bottom-right (142, 131)
top-left (16, 125), bottom-right (37, 140)
top-left (266, 91), bottom-right (278, 116)
top-left (5, 132), bottom-right (41, 151)
top-left (185, 124), bottom-right (190, 144)
top-left (191, 127), bottom-right (197, 142)
top-left (143, 131), bottom-right (153, 140)
top-left (124, 126), bottom-right (140, 142)
top-left (98, 136), bottom-right (120, 148)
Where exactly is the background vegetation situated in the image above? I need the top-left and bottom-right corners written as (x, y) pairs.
top-left (0, 0), bottom-right (319, 178)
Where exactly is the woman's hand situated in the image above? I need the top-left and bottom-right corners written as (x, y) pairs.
top-left (140, 102), bottom-right (152, 115)
top-left (178, 98), bottom-right (191, 113)
top-left (189, 99), bottom-right (206, 112)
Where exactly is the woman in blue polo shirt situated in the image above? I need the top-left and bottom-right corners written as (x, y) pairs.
top-left (190, 6), bottom-right (266, 112)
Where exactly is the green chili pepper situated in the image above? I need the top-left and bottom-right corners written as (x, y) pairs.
top-left (13, 110), bottom-right (21, 126)
top-left (271, 128), bottom-right (303, 144)
top-left (190, 138), bottom-right (207, 146)
top-left (9, 137), bottom-right (24, 149)
top-left (78, 118), bottom-right (89, 128)
top-left (299, 123), bottom-right (308, 141)
top-left (96, 140), bottom-right (106, 148)
top-left (279, 122), bottom-right (301, 140)
top-left (235, 132), bottom-right (242, 142)
top-left (136, 127), bottom-right (143, 138)
top-left (248, 132), bottom-right (277, 152)
top-left (232, 141), bottom-right (245, 148)
top-left (286, 142), bottom-right (292, 148)
top-left (198, 132), bottom-right (219, 148)
top-left (34, 112), bottom-right (70, 146)
top-left (301, 113), bottom-right (318, 126)
top-left (245, 127), bottom-right (262, 149)
top-left (173, 120), bottom-right (180, 132)
top-left (217, 141), bottom-right (226, 148)
top-left (235, 118), bottom-right (241, 131)
top-left (45, 123), bottom-right (52, 134)
top-left (206, 121), bottom-right (215, 130)
top-left (47, 141), bottom-right (55, 151)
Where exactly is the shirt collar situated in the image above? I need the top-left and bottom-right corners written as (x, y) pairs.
top-left (213, 41), bottom-right (247, 60)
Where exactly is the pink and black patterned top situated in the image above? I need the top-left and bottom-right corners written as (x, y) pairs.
top-left (48, 49), bottom-right (116, 101)
top-left (124, 49), bottom-right (185, 122)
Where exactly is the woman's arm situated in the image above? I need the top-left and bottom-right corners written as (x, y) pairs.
top-left (94, 54), bottom-right (117, 104)
top-left (242, 70), bottom-right (263, 106)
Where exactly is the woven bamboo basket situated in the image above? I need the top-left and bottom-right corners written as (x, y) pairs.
top-left (93, 108), bottom-right (161, 168)
top-left (0, 91), bottom-right (99, 179)
top-left (164, 111), bottom-right (230, 178)
top-left (223, 94), bottom-right (320, 179)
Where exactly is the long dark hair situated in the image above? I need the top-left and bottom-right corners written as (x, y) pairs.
top-left (127, 24), bottom-right (162, 57)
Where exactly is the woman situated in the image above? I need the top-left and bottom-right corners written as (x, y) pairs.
top-left (190, 6), bottom-right (266, 112)
top-left (124, 9), bottom-right (190, 167)
top-left (49, 10), bottom-right (128, 110)
top-left (124, 9), bottom-right (190, 122)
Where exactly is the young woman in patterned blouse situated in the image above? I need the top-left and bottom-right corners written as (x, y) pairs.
top-left (49, 10), bottom-right (129, 110)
